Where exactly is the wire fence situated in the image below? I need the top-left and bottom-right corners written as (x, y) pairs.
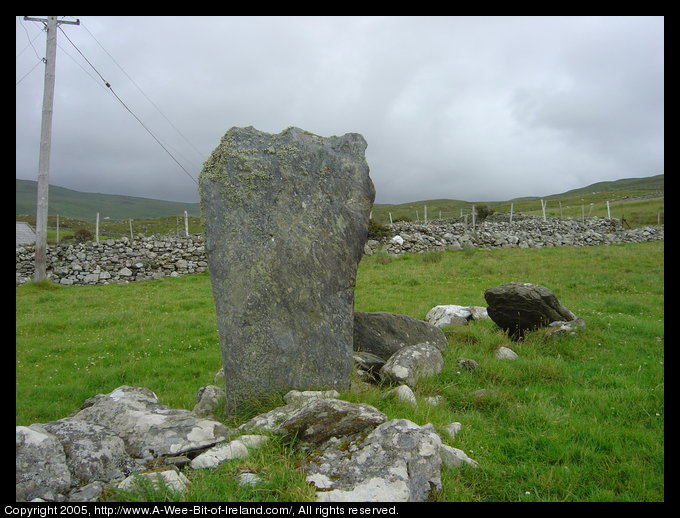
top-left (18, 211), bottom-right (200, 244)
top-left (380, 194), bottom-right (664, 228)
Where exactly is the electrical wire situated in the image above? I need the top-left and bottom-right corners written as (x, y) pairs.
top-left (79, 20), bottom-right (205, 164)
top-left (17, 18), bottom-right (45, 85)
top-left (57, 25), bottom-right (198, 185)
top-left (18, 17), bottom-right (43, 61)
top-left (16, 59), bottom-right (43, 86)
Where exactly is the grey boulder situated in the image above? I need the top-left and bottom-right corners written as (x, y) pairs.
top-left (484, 282), bottom-right (578, 339)
top-left (380, 343), bottom-right (445, 387)
top-left (353, 311), bottom-right (448, 361)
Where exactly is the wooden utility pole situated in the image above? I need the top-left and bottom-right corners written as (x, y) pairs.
top-left (24, 16), bottom-right (79, 281)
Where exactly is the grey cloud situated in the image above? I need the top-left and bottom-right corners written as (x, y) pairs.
top-left (16, 16), bottom-right (663, 205)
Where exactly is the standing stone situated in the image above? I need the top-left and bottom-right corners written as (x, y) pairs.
top-left (200, 126), bottom-right (375, 414)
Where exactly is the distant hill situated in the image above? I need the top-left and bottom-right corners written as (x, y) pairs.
top-left (16, 180), bottom-right (200, 221)
top-left (524, 174), bottom-right (665, 201)
top-left (371, 174), bottom-right (663, 223)
top-left (17, 174), bottom-right (662, 224)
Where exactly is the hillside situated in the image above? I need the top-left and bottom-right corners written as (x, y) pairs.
top-left (371, 174), bottom-right (663, 224)
top-left (16, 174), bottom-right (662, 224)
top-left (16, 180), bottom-right (200, 221)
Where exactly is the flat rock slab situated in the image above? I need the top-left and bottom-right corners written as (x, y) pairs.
top-left (41, 417), bottom-right (135, 487)
top-left (279, 397), bottom-right (387, 444)
top-left (425, 305), bottom-right (489, 328)
top-left (200, 126), bottom-right (375, 414)
top-left (16, 424), bottom-right (72, 502)
top-left (304, 419), bottom-right (442, 502)
top-left (70, 386), bottom-right (230, 459)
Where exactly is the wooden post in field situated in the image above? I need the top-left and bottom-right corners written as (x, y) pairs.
top-left (95, 212), bottom-right (100, 243)
top-left (56, 214), bottom-right (59, 244)
top-left (606, 201), bottom-right (611, 219)
top-left (416, 210), bottom-right (419, 221)
top-left (424, 205), bottom-right (427, 224)
top-left (184, 210), bottom-right (189, 236)
top-left (541, 199), bottom-right (547, 221)
top-left (129, 219), bottom-right (134, 240)
top-left (510, 203), bottom-right (514, 224)
top-left (389, 212), bottom-right (393, 224)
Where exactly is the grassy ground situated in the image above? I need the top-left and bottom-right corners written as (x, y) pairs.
top-left (15, 241), bottom-right (664, 501)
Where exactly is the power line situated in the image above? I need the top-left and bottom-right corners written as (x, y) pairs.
top-left (18, 17), bottom-right (43, 61)
top-left (16, 18), bottom-right (45, 85)
top-left (16, 59), bottom-right (43, 86)
top-left (57, 25), bottom-right (198, 186)
top-left (79, 20), bottom-right (205, 164)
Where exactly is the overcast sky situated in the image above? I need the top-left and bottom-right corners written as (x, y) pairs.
top-left (16, 16), bottom-right (664, 205)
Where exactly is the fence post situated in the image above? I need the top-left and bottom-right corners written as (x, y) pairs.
top-left (606, 201), bottom-right (611, 219)
top-left (56, 214), bottom-right (59, 244)
top-left (389, 212), bottom-right (393, 224)
top-left (541, 199), bottom-right (547, 221)
top-left (424, 205), bottom-right (427, 224)
top-left (184, 210), bottom-right (189, 237)
top-left (510, 203), bottom-right (514, 224)
top-left (129, 219), bottom-right (134, 240)
top-left (96, 212), bottom-right (100, 244)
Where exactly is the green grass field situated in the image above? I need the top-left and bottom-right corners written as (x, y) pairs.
top-left (15, 241), bottom-right (664, 502)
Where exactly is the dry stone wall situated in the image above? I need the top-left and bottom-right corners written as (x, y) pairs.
top-left (16, 215), bottom-right (664, 286)
top-left (374, 214), bottom-right (664, 255)
top-left (16, 234), bottom-right (207, 286)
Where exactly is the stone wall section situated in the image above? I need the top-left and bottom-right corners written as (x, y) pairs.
top-left (16, 234), bottom-right (207, 286)
top-left (16, 215), bottom-right (664, 286)
top-left (374, 214), bottom-right (664, 255)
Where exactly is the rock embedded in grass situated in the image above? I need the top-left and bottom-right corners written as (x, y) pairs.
top-left (484, 282), bottom-right (580, 339)
top-left (379, 343), bottom-right (445, 387)
top-left (353, 311), bottom-right (448, 361)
